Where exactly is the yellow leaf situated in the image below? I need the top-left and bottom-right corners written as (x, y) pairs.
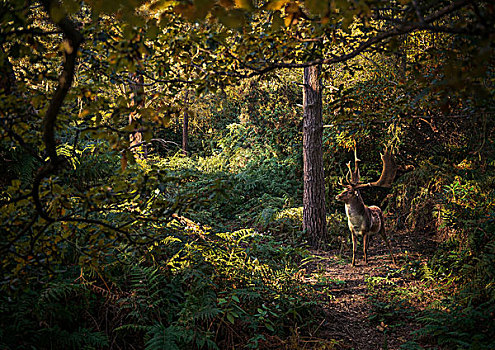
top-left (284, 13), bottom-right (297, 26)
top-left (235, 0), bottom-right (254, 10)
top-left (45, 51), bottom-right (57, 59)
top-left (79, 109), bottom-right (90, 118)
top-left (263, 0), bottom-right (289, 11)
top-left (284, 2), bottom-right (301, 26)
top-left (219, 0), bottom-right (234, 8)
top-left (149, 0), bottom-right (175, 11)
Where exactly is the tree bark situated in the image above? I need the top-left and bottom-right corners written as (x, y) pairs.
top-left (302, 64), bottom-right (327, 248)
top-left (33, 0), bottom-right (83, 221)
top-left (129, 72), bottom-right (145, 158)
top-left (182, 91), bottom-right (189, 156)
top-left (0, 46), bottom-right (16, 95)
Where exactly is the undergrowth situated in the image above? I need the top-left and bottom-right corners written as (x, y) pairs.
top-left (0, 225), bottom-right (320, 349)
top-left (368, 154), bottom-right (495, 350)
top-left (146, 121), bottom-right (302, 232)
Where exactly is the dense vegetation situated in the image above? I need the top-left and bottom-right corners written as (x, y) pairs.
top-left (1, 0), bottom-right (494, 349)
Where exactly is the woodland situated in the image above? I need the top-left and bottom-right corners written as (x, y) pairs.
top-left (1, 0), bottom-right (494, 349)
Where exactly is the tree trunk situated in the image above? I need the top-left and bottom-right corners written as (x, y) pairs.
top-left (399, 34), bottom-right (408, 81)
top-left (182, 91), bottom-right (189, 156)
top-left (302, 64), bottom-right (327, 248)
top-left (0, 46), bottom-right (16, 95)
top-left (128, 72), bottom-right (145, 158)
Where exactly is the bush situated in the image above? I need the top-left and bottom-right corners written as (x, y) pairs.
top-left (0, 225), bottom-right (318, 350)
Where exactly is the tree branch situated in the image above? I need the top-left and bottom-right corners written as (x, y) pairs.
top-left (32, 0), bottom-right (84, 221)
top-left (236, 0), bottom-right (484, 76)
top-left (40, 5), bottom-right (83, 164)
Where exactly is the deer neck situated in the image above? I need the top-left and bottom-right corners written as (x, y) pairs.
top-left (345, 193), bottom-right (368, 222)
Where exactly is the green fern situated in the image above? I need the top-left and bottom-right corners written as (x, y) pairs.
top-left (39, 281), bottom-right (84, 303)
top-left (145, 324), bottom-right (182, 350)
top-left (38, 326), bottom-right (109, 349)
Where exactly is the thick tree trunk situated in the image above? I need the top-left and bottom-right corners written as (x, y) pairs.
top-left (302, 64), bottom-right (327, 248)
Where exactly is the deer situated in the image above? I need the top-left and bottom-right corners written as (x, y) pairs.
top-left (335, 147), bottom-right (397, 266)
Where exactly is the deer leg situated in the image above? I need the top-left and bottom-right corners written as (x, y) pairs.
top-left (351, 231), bottom-right (357, 266)
top-left (363, 233), bottom-right (368, 265)
top-left (380, 227), bottom-right (396, 265)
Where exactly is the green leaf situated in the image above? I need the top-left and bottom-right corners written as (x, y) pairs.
top-left (49, 3), bottom-right (66, 22)
top-left (304, 0), bottom-right (328, 15)
top-left (219, 9), bottom-right (246, 28)
top-left (271, 11), bottom-right (284, 31)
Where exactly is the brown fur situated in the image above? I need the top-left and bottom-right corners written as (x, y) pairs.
top-left (336, 187), bottom-right (396, 266)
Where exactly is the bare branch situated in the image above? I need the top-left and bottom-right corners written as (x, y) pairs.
top-left (412, 0), bottom-right (426, 24)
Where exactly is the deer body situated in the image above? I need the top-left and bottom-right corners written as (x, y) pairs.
top-left (344, 192), bottom-right (379, 233)
top-left (337, 188), bottom-right (394, 265)
top-left (336, 148), bottom-right (397, 266)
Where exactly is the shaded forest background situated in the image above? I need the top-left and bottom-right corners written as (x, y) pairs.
top-left (1, 0), bottom-right (494, 349)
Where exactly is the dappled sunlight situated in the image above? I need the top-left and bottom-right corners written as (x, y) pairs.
top-left (1, 0), bottom-right (494, 349)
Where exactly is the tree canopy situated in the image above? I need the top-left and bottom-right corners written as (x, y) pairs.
top-left (1, 0), bottom-right (494, 349)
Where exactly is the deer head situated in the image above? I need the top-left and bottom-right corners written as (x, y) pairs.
top-left (336, 147), bottom-right (397, 202)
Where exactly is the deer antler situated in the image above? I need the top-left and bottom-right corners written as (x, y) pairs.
top-left (354, 147), bottom-right (397, 189)
top-left (369, 147), bottom-right (397, 188)
top-left (344, 148), bottom-right (361, 185)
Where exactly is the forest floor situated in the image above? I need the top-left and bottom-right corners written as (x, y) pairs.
top-left (303, 228), bottom-right (440, 350)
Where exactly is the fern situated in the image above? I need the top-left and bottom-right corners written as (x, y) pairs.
top-left (38, 326), bottom-right (109, 349)
top-left (2, 147), bottom-right (39, 185)
top-left (415, 301), bottom-right (495, 349)
top-left (146, 323), bottom-right (219, 350)
top-left (145, 324), bottom-right (186, 350)
top-left (121, 264), bottom-right (170, 324)
top-left (39, 281), bottom-right (84, 303)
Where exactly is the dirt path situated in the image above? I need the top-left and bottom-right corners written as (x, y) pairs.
top-left (305, 230), bottom-right (437, 350)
